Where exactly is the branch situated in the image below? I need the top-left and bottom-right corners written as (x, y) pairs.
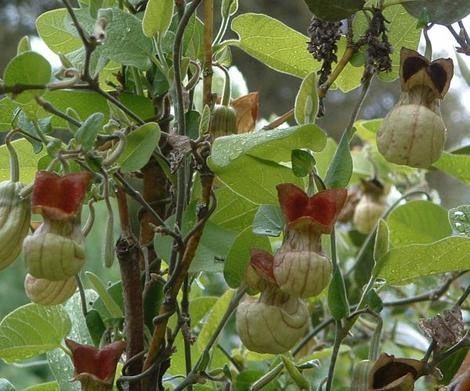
top-left (142, 0), bottom-right (204, 376)
top-left (318, 47), bottom-right (356, 99)
top-left (203, 0), bottom-right (214, 107)
top-left (173, 288), bottom-right (247, 391)
top-left (262, 109), bottom-right (294, 130)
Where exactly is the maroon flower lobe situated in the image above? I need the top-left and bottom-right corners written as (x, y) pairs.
top-left (32, 171), bottom-right (92, 221)
top-left (250, 249), bottom-right (276, 284)
top-left (65, 339), bottom-right (126, 384)
top-left (276, 183), bottom-right (347, 233)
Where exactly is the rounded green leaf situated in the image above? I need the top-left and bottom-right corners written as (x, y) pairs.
top-left (118, 122), bottom-right (161, 173)
top-left (36, 9), bottom-right (82, 54)
top-left (403, 0), bottom-right (470, 25)
top-left (224, 226), bottom-right (271, 288)
top-left (386, 201), bottom-right (452, 248)
top-left (377, 236), bottom-right (470, 285)
top-left (0, 303), bottom-right (71, 363)
top-left (143, 0), bottom-right (175, 38)
top-left (304, 0), bottom-right (364, 21)
top-left (3, 52), bottom-right (51, 103)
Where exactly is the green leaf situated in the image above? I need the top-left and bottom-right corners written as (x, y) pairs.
top-left (291, 149), bottom-right (316, 177)
top-left (17, 36), bottom-right (31, 55)
top-left (143, 0), bottom-right (174, 38)
top-left (196, 289), bottom-right (235, 352)
top-left (295, 71), bottom-right (319, 125)
top-left (252, 204), bottom-right (283, 237)
top-left (0, 303), bottom-right (71, 363)
top-left (281, 356), bottom-right (310, 390)
top-left (403, 0), bottom-right (470, 25)
top-left (0, 139), bottom-right (45, 183)
top-left (434, 152), bottom-right (470, 186)
top-left (437, 347), bottom-right (469, 385)
top-left (324, 134), bottom-right (352, 189)
top-left (224, 226), bottom-right (271, 288)
top-left (3, 52), bottom-right (51, 103)
top-left (0, 379), bottom-right (15, 391)
top-left (24, 382), bottom-right (59, 391)
top-left (376, 236), bottom-right (470, 285)
top-left (210, 124), bottom-right (325, 167)
top-left (354, 118), bottom-right (383, 144)
top-left (190, 297), bottom-right (218, 325)
top-left (41, 90), bottom-right (154, 128)
top-left (154, 202), bottom-right (237, 273)
top-left (48, 290), bottom-right (97, 391)
top-left (304, 0), bottom-right (364, 21)
top-left (208, 124), bottom-right (326, 204)
top-left (118, 122), bottom-right (161, 173)
top-left (231, 14), bottom-right (362, 92)
top-left (456, 53), bottom-right (470, 87)
top-left (374, 218), bottom-right (389, 263)
top-left (85, 272), bottom-right (123, 319)
top-left (36, 9), bottom-right (82, 54)
top-left (91, 281), bottom-right (124, 324)
top-left (75, 113), bottom-right (104, 151)
top-left (328, 268), bottom-right (350, 320)
top-left (98, 8), bottom-right (155, 70)
top-left (85, 309), bottom-right (106, 346)
top-left (386, 201), bottom-right (452, 248)
top-left (211, 185), bottom-right (258, 233)
top-left (222, 0), bottom-right (239, 17)
top-left (364, 289), bottom-right (383, 313)
top-left (449, 205), bottom-right (470, 237)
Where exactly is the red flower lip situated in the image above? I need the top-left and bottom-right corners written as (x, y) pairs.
top-left (65, 339), bottom-right (126, 384)
top-left (250, 249), bottom-right (276, 284)
top-left (32, 171), bottom-right (92, 221)
top-left (276, 183), bottom-right (347, 233)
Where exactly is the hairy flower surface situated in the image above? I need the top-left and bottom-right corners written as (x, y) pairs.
top-left (32, 171), bottom-right (92, 221)
top-left (66, 339), bottom-right (126, 391)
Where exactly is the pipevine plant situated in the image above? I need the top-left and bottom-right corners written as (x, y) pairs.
top-left (0, 0), bottom-right (470, 390)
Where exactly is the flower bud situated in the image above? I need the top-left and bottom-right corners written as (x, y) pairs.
top-left (353, 179), bottom-right (388, 234)
top-left (377, 48), bottom-right (453, 169)
top-left (24, 273), bottom-right (76, 305)
top-left (0, 181), bottom-right (31, 270)
top-left (209, 105), bottom-right (237, 138)
top-left (24, 219), bottom-right (85, 281)
top-left (236, 286), bottom-right (309, 354)
top-left (368, 353), bottom-right (424, 391)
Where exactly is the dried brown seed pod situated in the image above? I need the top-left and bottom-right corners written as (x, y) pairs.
top-left (368, 353), bottom-right (424, 391)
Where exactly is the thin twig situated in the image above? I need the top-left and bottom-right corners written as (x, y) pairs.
top-left (262, 109), bottom-right (294, 130)
top-left (74, 274), bottom-right (88, 318)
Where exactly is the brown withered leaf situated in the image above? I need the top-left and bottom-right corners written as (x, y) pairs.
top-left (231, 92), bottom-right (259, 133)
top-left (420, 306), bottom-right (464, 348)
